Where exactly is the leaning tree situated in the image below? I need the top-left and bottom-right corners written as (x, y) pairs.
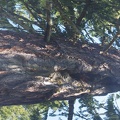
top-left (0, 0), bottom-right (120, 108)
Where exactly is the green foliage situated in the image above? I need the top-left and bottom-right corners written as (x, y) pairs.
top-left (105, 94), bottom-right (120, 120)
top-left (0, 95), bottom-right (119, 120)
top-left (77, 95), bottom-right (102, 120)
top-left (23, 100), bottom-right (68, 119)
top-left (0, 0), bottom-right (120, 46)
top-left (0, 101), bottom-right (68, 120)
top-left (0, 105), bottom-right (29, 120)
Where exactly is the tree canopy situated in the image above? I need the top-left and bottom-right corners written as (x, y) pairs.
top-left (0, 94), bottom-right (120, 120)
top-left (0, 0), bottom-right (120, 49)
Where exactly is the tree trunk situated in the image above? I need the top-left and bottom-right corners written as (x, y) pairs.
top-left (0, 31), bottom-right (120, 106)
top-left (68, 99), bottom-right (75, 120)
top-left (44, 0), bottom-right (53, 42)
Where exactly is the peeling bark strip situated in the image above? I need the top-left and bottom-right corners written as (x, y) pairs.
top-left (0, 31), bottom-right (120, 106)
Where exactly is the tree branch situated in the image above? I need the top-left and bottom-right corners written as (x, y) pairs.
top-left (44, 0), bottom-right (53, 42)
top-left (1, 7), bottom-right (45, 34)
top-left (20, 0), bottom-right (41, 25)
top-left (103, 19), bottom-right (120, 53)
top-left (0, 31), bottom-right (120, 106)
top-left (76, 0), bottom-right (91, 26)
top-left (52, 0), bottom-right (80, 35)
top-left (19, 0), bottom-right (46, 31)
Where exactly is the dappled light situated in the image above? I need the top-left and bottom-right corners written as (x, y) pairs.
top-left (0, 0), bottom-right (120, 119)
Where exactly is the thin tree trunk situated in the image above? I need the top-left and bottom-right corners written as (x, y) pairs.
top-left (44, 0), bottom-right (53, 42)
top-left (68, 99), bottom-right (75, 120)
top-left (76, 0), bottom-right (91, 26)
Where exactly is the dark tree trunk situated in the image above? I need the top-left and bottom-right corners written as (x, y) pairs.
top-left (0, 31), bottom-right (120, 106)
top-left (76, 0), bottom-right (91, 26)
top-left (44, 0), bottom-right (53, 42)
top-left (68, 99), bottom-right (75, 120)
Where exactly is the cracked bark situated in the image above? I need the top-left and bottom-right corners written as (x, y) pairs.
top-left (0, 31), bottom-right (120, 106)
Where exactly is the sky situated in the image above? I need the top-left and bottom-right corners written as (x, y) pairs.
top-left (47, 92), bottom-right (120, 120)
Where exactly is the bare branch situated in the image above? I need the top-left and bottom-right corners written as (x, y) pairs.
top-left (76, 0), bottom-right (91, 26)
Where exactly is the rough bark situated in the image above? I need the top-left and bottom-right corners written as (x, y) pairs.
top-left (0, 31), bottom-right (120, 106)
